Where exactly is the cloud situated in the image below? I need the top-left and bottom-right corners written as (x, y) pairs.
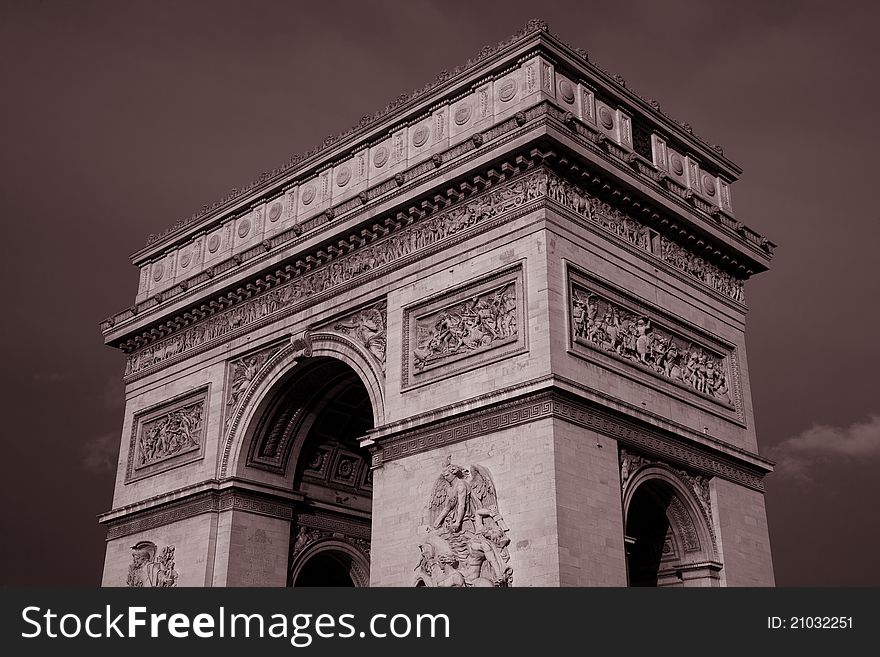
top-left (81, 432), bottom-right (120, 473)
top-left (769, 415), bottom-right (880, 481)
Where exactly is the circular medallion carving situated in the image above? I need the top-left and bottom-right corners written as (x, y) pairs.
top-left (558, 79), bottom-right (575, 104)
top-left (152, 263), bottom-right (164, 281)
top-left (301, 184), bottom-right (316, 205)
top-left (336, 166), bottom-right (351, 187)
top-left (237, 218), bottom-right (251, 238)
top-left (372, 146), bottom-right (389, 168)
top-left (454, 103), bottom-right (472, 125)
top-left (670, 154), bottom-right (684, 176)
top-left (701, 174), bottom-right (716, 196)
top-left (499, 77), bottom-right (518, 102)
top-left (307, 450), bottom-right (324, 470)
top-left (268, 201), bottom-right (282, 222)
top-left (412, 125), bottom-right (430, 148)
top-left (337, 458), bottom-right (354, 478)
top-left (599, 106), bottom-right (614, 129)
top-left (180, 251), bottom-right (192, 268)
top-left (207, 234), bottom-right (221, 253)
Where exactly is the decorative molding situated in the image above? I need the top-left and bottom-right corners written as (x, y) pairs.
top-left (620, 448), bottom-right (715, 548)
top-left (296, 512), bottom-right (371, 540)
top-left (125, 386), bottom-right (209, 483)
top-left (372, 389), bottom-right (767, 492)
top-left (415, 457), bottom-right (513, 587)
top-left (568, 269), bottom-right (740, 418)
top-left (403, 265), bottom-right (525, 388)
top-left (543, 168), bottom-right (745, 302)
top-left (104, 489), bottom-right (295, 540)
top-left (118, 156), bottom-right (752, 382)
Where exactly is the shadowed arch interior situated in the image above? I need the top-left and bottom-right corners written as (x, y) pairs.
top-left (625, 477), bottom-right (715, 587)
top-left (249, 357), bottom-right (374, 586)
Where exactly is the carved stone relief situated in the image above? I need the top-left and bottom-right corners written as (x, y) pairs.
top-left (413, 282), bottom-right (516, 371)
top-left (124, 166), bottom-right (745, 379)
top-left (224, 343), bottom-right (284, 431)
top-left (543, 169), bottom-right (745, 302)
top-left (331, 300), bottom-right (387, 372)
top-left (127, 387), bottom-right (208, 482)
top-left (126, 540), bottom-right (178, 587)
top-left (403, 267), bottom-right (525, 388)
top-left (415, 457), bottom-right (513, 587)
top-left (571, 282), bottom-right (733, 406)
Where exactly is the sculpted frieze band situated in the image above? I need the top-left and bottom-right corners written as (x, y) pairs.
top-left (543, 170), bottom-right (745, 302)
top-left (571, 283), bottom-right (734, 406)
top-left (123, 170), bottom-right (546, 378)
top-left (123, 166), bottom-right (744, 378)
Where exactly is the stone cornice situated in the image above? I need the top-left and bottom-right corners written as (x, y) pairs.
top-left (369, 386), bottom-right (772, 492)
top-left (132, 19), bottom-right (749, 262)
top-left (99, 482), bottom-right (302, 540)
top-left (104, 127), bottom-right (767, 355)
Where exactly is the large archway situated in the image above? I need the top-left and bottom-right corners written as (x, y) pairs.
top-left (623, 468), bottom-right (721, 587)
top-left (247, 356), bottom-right (375, 587)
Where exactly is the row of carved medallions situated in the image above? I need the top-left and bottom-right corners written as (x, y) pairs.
top-left (415, 456), bottom-right (513, 587)
top-left (403, 267), bottom-right (524, 387)
top-left (569, 277), bottom-right (738, 411)
top-left (126, 540), bottom-right (178, 587)
top-left (126, 387), bottom-right (208, 483)
top-left (123, 166), bottom-right (745, 379)
top-left (122, 167), bottom-right (545, 378)
top-left (620, 448), bottom-right (715, 554)
top-left (143, 20), bottom-right (553, 247)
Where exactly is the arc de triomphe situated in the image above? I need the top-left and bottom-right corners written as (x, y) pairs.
top-left (100, 20), bottom-right (775, 587)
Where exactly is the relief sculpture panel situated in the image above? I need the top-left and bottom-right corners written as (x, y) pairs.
top-left (402, 266), bottom-right (525, 388)
top-left (568, 270), bottom-right (739, 413)
top-left (126, 387), bottom-right (208, 482)
top-left (126, 540), bottom-right (178, 587)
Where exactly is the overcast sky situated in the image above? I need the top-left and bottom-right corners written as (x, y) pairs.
top-left (1, 0), bottom-right (878, 586)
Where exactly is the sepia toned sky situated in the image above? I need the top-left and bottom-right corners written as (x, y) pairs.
top-left (1, 0), bottom-right (878, 586)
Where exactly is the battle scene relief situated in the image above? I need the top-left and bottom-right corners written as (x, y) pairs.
top-left (571, 282), bottom-right (733, 405)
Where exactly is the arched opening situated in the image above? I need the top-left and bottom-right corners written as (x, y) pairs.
top-left (247, 357), bottom-right (374, 587)
top-left (293, 552), bottom-right (354, 587)
top-left (624, 475), bottom-right (721, 587)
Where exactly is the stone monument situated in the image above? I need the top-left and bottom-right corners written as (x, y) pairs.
top-left (99, 20), bottom-right (776, 587)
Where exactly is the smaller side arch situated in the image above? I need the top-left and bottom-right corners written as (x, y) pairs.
top-left (289, 539), bottom-right (371, 588)
top-left (623, 464), bottom-right (721, 587)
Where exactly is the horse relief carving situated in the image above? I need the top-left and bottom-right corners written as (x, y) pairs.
top-left (413, 283), bottom-right (516, 372)
top-left (572, 286), bottom-right (732, 403)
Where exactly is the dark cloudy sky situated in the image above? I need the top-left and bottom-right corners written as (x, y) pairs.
top-left (1, 0), bottom-right (878, 586)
